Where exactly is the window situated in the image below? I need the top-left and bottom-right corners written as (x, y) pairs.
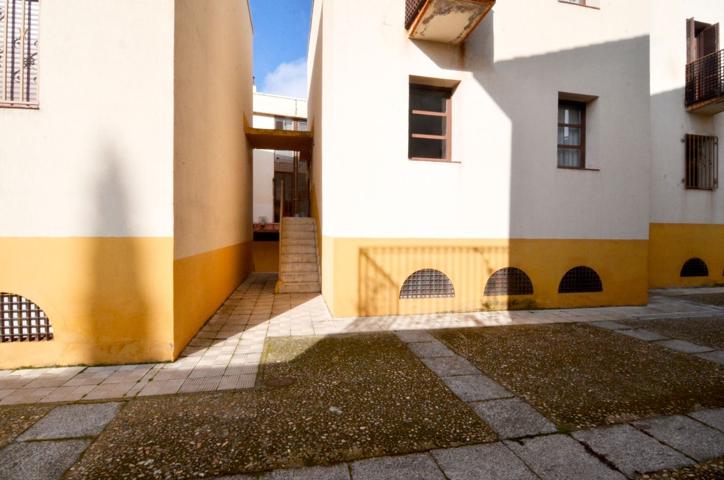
top-left (558, 266), bottom-right (603, 293)
top-left (680, 258), bottom-right (709, 277)
top-left (274, 116), bottom-right (307, 132)
top-left (409, 84), bottom-right (452, 161)
top-left (684, 134), bottom-right (718, 190)
top-left (400, 269), bottom-right (455, 299)
top-left (484, 268), bottom-right (534, 296)
top-left (0, 0), bottom-right (40, 108)
top-left (557, 101), bottom-right (586, 168)
top-left (1, 292), bottom-right (53, 342)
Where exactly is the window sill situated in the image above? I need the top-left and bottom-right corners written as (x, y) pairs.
top-left (557, 166), bottom-right (600, 172)
top-left (409, 157), bottom-right (461, 164)
top-left (558, 1), bottom-right (600, 10)
top-left (0, 103), bottom-right (39, 110)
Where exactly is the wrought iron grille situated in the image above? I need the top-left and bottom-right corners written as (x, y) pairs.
top-left (686, 49), bottom-right (724, 108)
top-left (684, 134), bottom-right (718, 190)
top-left (558, 266), bottom-right (603, 293)
top-left (400, 268), bottom-right (455, 299)
top-left (0, 0), bottom-right (40, 107)
top-left (405, 0), bottom-right (426, 29)
top-left (680, 258), bottom-right (709, 277)
top-left (484, 267), bottom-right (534, 296)
top-left (1, 292), bottom-right (53, 342)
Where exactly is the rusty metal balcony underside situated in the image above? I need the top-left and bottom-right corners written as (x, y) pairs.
top-left (405, 0), bottom-right (495, 45)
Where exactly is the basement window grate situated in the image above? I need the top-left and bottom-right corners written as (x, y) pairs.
top-left (558, 266), bottom-right (603, 293)
top-left (400, 269), bottom-right (455, 299)
top-left (680, 258), bottom-right (709, 277)
top-left (1, 292), bottom-right (53, 342)
top-left (484, 268), bottom-right (534, 296)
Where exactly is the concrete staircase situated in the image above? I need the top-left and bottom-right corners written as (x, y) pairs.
top-left (277, 217), bottom-right (321, 294)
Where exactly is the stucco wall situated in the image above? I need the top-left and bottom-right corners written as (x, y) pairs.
top-left (172, 0), bottom-right (254, 354)
top-left (0, 0), bottom-right (176, 368)
top-left (650, 0), bottom-right (723, 225)
top-left (317, 0), bottom-right (652, 241)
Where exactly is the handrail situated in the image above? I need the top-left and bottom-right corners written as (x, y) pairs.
top-left (685, 49), bottom-right (724, 107)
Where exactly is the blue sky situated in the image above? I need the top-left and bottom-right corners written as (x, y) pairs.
top-left (249, 0), bottom-right (312, 98)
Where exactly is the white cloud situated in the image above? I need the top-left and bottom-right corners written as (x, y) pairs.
top-left (260, 58), bottom-right (308, 99)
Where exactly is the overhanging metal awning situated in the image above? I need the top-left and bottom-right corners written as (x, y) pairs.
top-left (245, 123), bottom-right (314, 151)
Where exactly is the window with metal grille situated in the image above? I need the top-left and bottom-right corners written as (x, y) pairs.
top-left (558, 266), bottom-right (603, 293)
top-left (484, 268), bottom-right (534, 296)
top-left (680, 258), bottom-right (709, 277)
top-left (409, 84), bottom-right (452, 162)
top-left (558, 0), bottom-right (601, 8)
top-left (1, 292), bottom-right (53, 342)
top-left (0, 0), bottom-right (40, 108)
top-left (400, 269), bottom-right (455, 299)
top-left (684, 134), bottom-right (718, 190)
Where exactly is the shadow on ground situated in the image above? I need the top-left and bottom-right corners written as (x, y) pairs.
top-left (64, 333), bottom-right (494, 479)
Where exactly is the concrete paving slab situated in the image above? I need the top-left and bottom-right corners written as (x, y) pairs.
top-left (688, 408), bottom-right (724, 432)
top-left (0, 439), bottom-right (90, 480)
top-left (350, 453), bottom-right (445, 480)
top-left (420, 356), bottom-right (479, 377)
top-left (696, 350), bottom-right (724, 366)
top-left (394, 330), bottom-right (436, 343)
top-left (654, 339), bottom-right (714, 354)
top-left (505, 434), bottom-right (626, 480)
top-left (590, 321), bottom-right (632, 331)
top-left (633, 415), bottom-right (724, 461)
top-left (618, 329), bottom-right (669, 342)
top-left (264, 464), bottom-right (350, 479)
top-left (17, 403), bottom-right (121, 440)
top-left (572, 424), bottom-right (693, 477)
top-left (432, 443), bottom-right (537, 480)
top-left (471, 398), bottom-right (556, 439)
top-left (442, 375), bottom-right (512, 402)
top-left (407, 341), bottom-right (455, 358)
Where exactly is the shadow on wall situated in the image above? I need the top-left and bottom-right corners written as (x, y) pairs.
top-left (83, 143), bottom-right (150, 364)
top-left (354, 21), bottom-right (664, 316)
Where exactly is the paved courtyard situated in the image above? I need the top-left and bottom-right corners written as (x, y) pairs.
top-left (0, 274), bottom-right (723, 479)
top-left (1, 274), bottom-right (723, 406)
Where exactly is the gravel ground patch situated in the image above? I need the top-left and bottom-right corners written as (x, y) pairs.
top-left (637, 457), bottom-right (724, 479)
top-left (65, 333), bottom-right (494, 479)
top-left (620, 317), bottom-right (724, 349)
top-left (434, 323), bottom-right (724, 429)
top-left (0, 405), bottom-right (52, 448)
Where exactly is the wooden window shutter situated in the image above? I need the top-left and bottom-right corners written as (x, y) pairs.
top-left (687, 18), bottom-right (696, 64)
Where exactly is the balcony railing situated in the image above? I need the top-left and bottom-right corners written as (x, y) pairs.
top-left (405, 0), bottom-right (426, 30)
top-left (685, 49), bottom-right (724, 114)
top-left (405, 0), bottom-right (495, 44)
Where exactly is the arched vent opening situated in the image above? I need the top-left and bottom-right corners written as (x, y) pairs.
top-left (680, 258), bottom-right (709, 277)
top-left (484, 268), bottom-right (534, 296)
top-left (1, 293), bottom-right (53, 342)
top-left (558, 267), bottom-right (603, 293)
top-left (400, 269), bottom-right (455, 299)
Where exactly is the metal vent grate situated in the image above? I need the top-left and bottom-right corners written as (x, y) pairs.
top-left (680, 257), bottom-right (709, 277)
top-left (484, 268), bottom-right (534, 296)
top-left (400, 269), bottom-right (455, 299)
top-left (558, 267), bottom-right (603, 293)
top-left (1, 292), bottom-right (53, 342)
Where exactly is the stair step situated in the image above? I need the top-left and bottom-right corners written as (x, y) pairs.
top-left (281, 262), bottom-right (318, 273)
top-left (279, 281), bottom-right (321, 294)
top-left (283, 217), bottom-right (315, 224)
top-left (282, 244), bottom-right (317, 255)
top-left (281, 271), bottom-right (319, 283)
top-left (281, 253), bottom-right (317, 264)
top-left (283, 223), bottom-right (316, 232)
top-left (282, 230), bottom-right (316, 240)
